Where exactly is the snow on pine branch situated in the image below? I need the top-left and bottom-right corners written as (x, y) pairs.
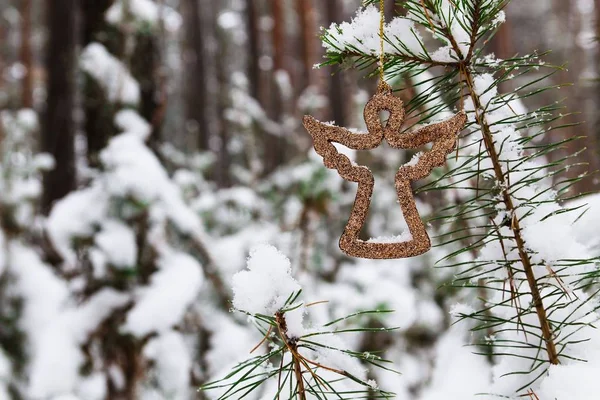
top-left (123, 252), bottom-right (204, 337)
top-left (231, 244), bottom-right (301, 316)
top-left (106, 0), bottom-right (182, 32)
top-left (47, 109), bottom-right (212, 268)
top-left (9, 243), bottom-right (130, 398)
top-left (452, 67), bottom-right (600, 397)
top-left (323, 2), bottom-right (507, 63)
top-left (210, 244), bottom-right (393, 399)
top-left (323, 5), bottom-right (423, 57)
top-left (39, 98), bottom-right (211, 397)
top-left (81, 43), bottom-right (140, 105)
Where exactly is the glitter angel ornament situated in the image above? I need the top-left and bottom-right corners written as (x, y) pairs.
top-left (303, 82), bottom-right (466, 259)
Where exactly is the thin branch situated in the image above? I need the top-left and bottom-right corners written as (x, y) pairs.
top-left (465, 0), bottom-right (484, 62)
top-left (332, 50), bottom-right (461, 68)
top-left (460, 61), bottom-right (560, 365)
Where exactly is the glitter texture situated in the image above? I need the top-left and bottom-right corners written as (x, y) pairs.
top-left (303, 82), bottom-right (467, 259)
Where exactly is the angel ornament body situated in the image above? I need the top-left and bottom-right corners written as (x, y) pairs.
top-left (303, 82), bottom-right (466, 259)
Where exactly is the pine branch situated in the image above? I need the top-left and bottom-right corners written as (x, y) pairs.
top-left (458, 48), bottom-right (559, 367)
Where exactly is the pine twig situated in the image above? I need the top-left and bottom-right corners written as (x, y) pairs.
top-left (460, 60), bottom-right (560, 366)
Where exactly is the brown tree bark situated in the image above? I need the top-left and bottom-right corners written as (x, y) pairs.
top-left (271, 0), bottom-right (285, 72)
top-left (594, 0), bottom-right (600, 191)
top-left (325, 0), bottom-right (346, 127)
top-left (554, 0), bottom-right (597, 193)
top-left (296, 0), bottom-right (317, 89)
top-left (263, 0), bottom-right (287, 174)
top-left (215, 11), bottom-right (232, 188)
top-left (42, 0), bottom-right (78, 213)
top-left (81, 0), bottom-right (117, 167)
top-left (20, 0), bottom-right (34, 108)
top-left (246, 0), bottom-right (261, 100)
top-left (131, 32), bottom-right (161, 147)
top-left (182, 0), bottom-right (209, 151)
top-left (488, 14), bottom-right (512, 95)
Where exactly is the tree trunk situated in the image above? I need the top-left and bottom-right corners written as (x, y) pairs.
top-left (594, 0), bottom-right (600, 191)
top-left (554, 0), bottom-right (596, 193)
top-left (271, 0), bottom-right (285, 73)
top-left (215, 3), bottom-right (232, 187)
top-left (81, 0), bottom-right (117, 167)
top-left (246, 0), bottom-right (260, 100)
top-left (42, 0), bottom-right (78, 213)
top-left (131, 31), bottom-right (161, 147)
top-left (325, 0), bottom-right (346, 127)
top-left (20, 0), bottom-right (34, 108)
top-left (182, 0), bottom-right (209, 151)
top-left (263, 0), bottom-right (286, 174)
top-left (296, 0), bottom-right (317, 89)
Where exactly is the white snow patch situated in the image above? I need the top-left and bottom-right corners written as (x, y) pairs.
top-left (95, 220), bottom-right (137, 268)
top-left (232, 244), bottom-right (301, 315)
top-left (26, 290), bottom-right (128, 397)
top-left (144, 331), bottom-right (192, 399)
top-left (114, 109), bottom-right (151, 140)
top-left (419, 325), bottom-right (492, 400)
top-left (122, 252), bottom-right (203, 336)
top-left (106, 0), bottom-right (182, 32)
top-left (100, 131), bottom-right (207, 241)
top-left (46, 184), bottom-right (109, 268)
top-left (367, 232), bottom-right (413, 243)
top-left (323, 5), bottom-right (423, 57)
top-left (405, 152), bottom-right (423, 167)
top-left (81, 43), bottom-right (140, 104)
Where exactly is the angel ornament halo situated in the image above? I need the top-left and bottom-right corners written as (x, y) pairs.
top-left (303, 81), bottom-right (466, 259)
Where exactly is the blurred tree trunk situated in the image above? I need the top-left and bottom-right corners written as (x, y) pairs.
top-left (245, 0), bottom-right (266, 179)
top-left (81, 0), bottom-right (116, 167)
top-left (131, 30), bottom-right (161, 148)
top-left (271, 0), bottom-right (285, 73)
top-left (325, 0), bottom-right (346, 127)
top-left (42, 0), bottom-right (78, 213)
top-left (215, 20), bottom-right (232, 188)
top-left (489, 17), bottom-right (512, 93)
top-left (182, 0), bottom-right (209, 151)
top-left (263, 0), bottom-right (286, 174)
top-left (246, 0), bottom-right (260, 100)
top-left (296, 0), bottom-right (317, 89)
top-left (0, 21), bottom-right (4, 102)
top-left (595, 0), bottom-right (600, 186)
top-left (552, 0), bottom-right (596, 193)
top-left (20, 0), bottom-right (34, 108)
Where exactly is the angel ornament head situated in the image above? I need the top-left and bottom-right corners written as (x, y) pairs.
top-left (303, 82), bottom-right (466, 259)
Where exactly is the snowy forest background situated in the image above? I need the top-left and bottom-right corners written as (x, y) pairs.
top-left (1, 0), bottom-right (600, 399)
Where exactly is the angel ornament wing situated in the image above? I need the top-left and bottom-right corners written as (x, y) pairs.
top-left (303, 82), bottom-right (466, 259)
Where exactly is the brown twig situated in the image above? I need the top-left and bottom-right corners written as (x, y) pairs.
top-left (459, 53), bottom-right (559, 365)
top-left (490, 216), bottom-right (527, 338)
top-left (519, 388), bottom-right (541, 400)
top-left (420, 0), bottom-right (435, 31)
top-left (274, 310), bottom-right (352, 399)
top-left (465, 0), bottom-right (483, 62)
top-left (409, 0), bottom-right (561, 366)
top-left (337, 50), bottom-right (461, 68)
top-left (250, 324), bottom-right (273, 354)
top-left (275, 312), bottom-right (306, 400)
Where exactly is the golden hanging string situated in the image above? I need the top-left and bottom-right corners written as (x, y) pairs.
top-left (379, 0), bottom-right (385, 82)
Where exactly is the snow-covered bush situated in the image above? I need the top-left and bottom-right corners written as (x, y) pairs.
top-left (0, 108), bottom-right (52, 397)
top-left (26, 112), bottom-right (212, 399)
